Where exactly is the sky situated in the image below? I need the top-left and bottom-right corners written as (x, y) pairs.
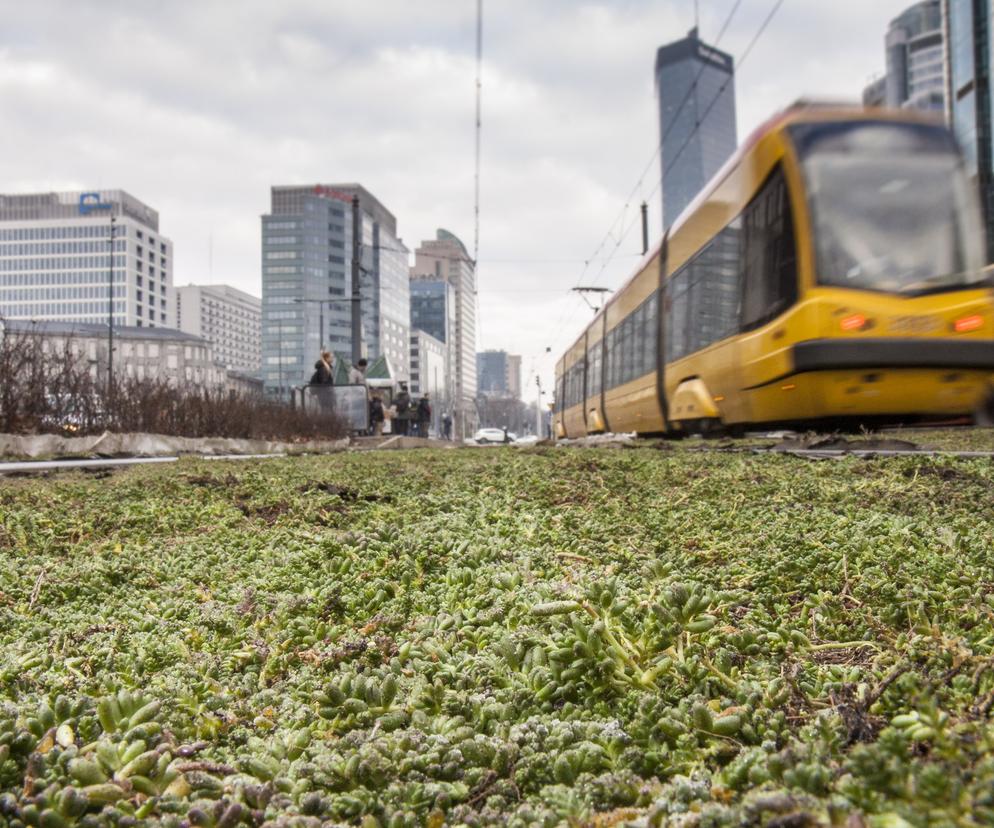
top-left (0, 0), bottom-right (918, 396)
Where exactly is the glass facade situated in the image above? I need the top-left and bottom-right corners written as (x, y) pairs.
top-left (410, 279), bottom-right (454, 345)
top-left (260, 185), bottom-right (410, 395)
top-left (411, 230), bottom-right (478, 438)
top-left (655, 30), bottom-right (737, 230)
top-left (477, 350), bottom-right (509, 396)
top-left (945, 0), bottom-right (994, 261)
top-left (0, 191), bottom-right (172, 327)
top-left (885, 1), bottom-right (945, 111)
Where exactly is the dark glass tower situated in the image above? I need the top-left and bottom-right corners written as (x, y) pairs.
top-left (944, 0), bottom-right (994, 262)
top-left (655, 28), bottom-right (738, 230)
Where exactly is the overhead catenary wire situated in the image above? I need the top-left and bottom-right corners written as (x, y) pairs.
top-left (584, 0), bottom-right (787, 293)
top-left (544, 0), bottom-right (746, 356)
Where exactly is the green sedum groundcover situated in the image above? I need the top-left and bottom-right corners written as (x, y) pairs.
top-left (1, 446), bottom-right (993, 827)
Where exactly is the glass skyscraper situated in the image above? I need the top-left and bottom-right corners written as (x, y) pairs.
top-left (885, 1), bottom-right (946, 112)
top-left (411, 230), bottom-right (477, 439)
top-left (260, 184), bottom-right (410, 396)
top-left (943, 0), bottom-right (994, 261)
top-left (655, 28), bottom-right (738, 230)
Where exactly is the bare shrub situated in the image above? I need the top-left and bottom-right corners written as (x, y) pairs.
top-left (0, 323), bottom-right (346, 441)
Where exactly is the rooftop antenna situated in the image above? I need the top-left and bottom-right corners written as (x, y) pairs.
top-left (694, 0), bottom-right (700, 29)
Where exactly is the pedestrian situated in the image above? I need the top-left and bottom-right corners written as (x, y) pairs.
top-left (309, 351), bottom-right (333, 385)
top-left (416, 394), bottom-right (432, 438)
top-left (348, 358), bottom-right (368, 387)
top-left (442, 412), bottom-right (453, 440)
top-left (369, 393), bottom-right (385, 436)
top-left (394, 383), bottom-right (411, 436)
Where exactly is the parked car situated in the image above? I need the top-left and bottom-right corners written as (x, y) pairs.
top-left (473, 428), bottom-right (516, 444)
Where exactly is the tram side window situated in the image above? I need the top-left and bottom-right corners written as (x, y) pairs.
top-left (586, 341), bottom-right (602, 398)
top-left (604, 329), bottom-right (616, 389)
top-left (741, 165), bottom-right (797, 330)
top-left (643, 293), bottom-right (658, 372)
top-left (666, 270), bottom-right (691, 361)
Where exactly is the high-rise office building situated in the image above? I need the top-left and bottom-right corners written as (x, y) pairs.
top-left (655, 28), bottom-right (737, 229)
top-left (507, 354), bottom-right (522, 400)
top-left (411, 230), bottom-right (477, 438)
top-left (884, 1), bottom-right (946, 112)
top-left (410, 279), bottom-right (456, 346)
top-left (476, 349), bottom-right (523, 399)
top-left (175, 284), bottom-right (262, 377)
top-left (0, 190), bottom-right (173, 328)
top-left (260, 184), bottom-right (409, 395)
top-left (943, 0), bottom-right (994, 261)
top-left (410, 328), bottom-right (449, 402)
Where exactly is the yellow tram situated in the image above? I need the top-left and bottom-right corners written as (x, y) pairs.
top-left (555, 104), bottom-right (994, 438)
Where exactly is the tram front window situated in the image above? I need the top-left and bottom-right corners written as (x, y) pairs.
top-left (791, 120), bottom-right (984, 295)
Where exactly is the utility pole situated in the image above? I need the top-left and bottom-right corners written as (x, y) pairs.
top-left (535, 375), bottom-right (543, 438)
top-left (350, 195), bottom-right (362, 365)
top-left (277, 321), bottom-right (284, 402)
top-left (294, 298), bottom-right (326, 352)
top-left (107, 215), bottom-right (116, 398)
top-left (641, 201), bottom-right (649, 255)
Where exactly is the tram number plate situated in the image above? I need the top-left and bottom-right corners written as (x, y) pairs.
top-left (889, 315), bottom-right (940, 335)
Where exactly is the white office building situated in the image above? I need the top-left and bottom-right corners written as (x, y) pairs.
top-left (0, 190), bottom-right (173, 328)
top-left (411, 230), bottom-right (477, 438)
top-left (176, 283), bottom-right (262, 377)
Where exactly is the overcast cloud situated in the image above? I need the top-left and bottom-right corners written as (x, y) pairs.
top-left (1, 0), bottom-right (915, 394)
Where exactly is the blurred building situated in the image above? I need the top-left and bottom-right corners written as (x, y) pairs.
top-left (2, 320), bottom-right (223, 387)
top-left (477, 349), bottom-right (522, 399)
top-left (864, 1), bottom-right (945, 112)
top-left (943, 0), bottom-right (994, 262)
top-left (655, 27), bottom-right (737, 229)
top-left (0, 190), bottom-right (173, 328)
top-left (863, 75), bottom-right (888, 107)
top-left (260, 184), bottom-right (409, 396)
top-left (410, 329), bottom-right (448, 432)
top-left (175, 284), bottom-right (261, 377)
top-left (411, 230), bottom-right (477, 438)
top-left (507, 354), bottom-right (522, 399)
top-left (410, 279), bottom-right (456, 346)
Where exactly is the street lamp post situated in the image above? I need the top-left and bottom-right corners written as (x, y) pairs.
top-left (294, 298), bottom-right (327, 354)
top-left (107, 215), bottom-right (116, 397)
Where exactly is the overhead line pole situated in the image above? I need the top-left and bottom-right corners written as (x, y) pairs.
top-left (107, 215), bottom-right (116, 399)
top-left (350, 195), bottom-right (362, 365)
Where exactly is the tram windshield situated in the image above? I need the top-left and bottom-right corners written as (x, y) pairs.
top-left (791, 120), bottom-right (985, 295)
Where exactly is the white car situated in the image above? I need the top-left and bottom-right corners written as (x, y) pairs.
top-left (473, 428), bottom-right (515, 444)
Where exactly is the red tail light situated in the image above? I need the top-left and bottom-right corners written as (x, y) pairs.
top-left (954, 314), bottom-right (983, 333)
top-left (840, 314), bottom-right (867, 331)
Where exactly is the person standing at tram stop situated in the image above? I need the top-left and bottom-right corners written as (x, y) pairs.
top-left (348, 358), bottom-right (368, 388)
top-left (369, 393), bottom-right (385, 436)
top-left (310, 351), bottom-right (333, 386)
top-left (394, 383), bottom-right (412, 436)
top-left (416, 394), bottom-right (432, 438)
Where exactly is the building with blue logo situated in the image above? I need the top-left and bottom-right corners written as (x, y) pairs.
top-left (0, 190), bottom-right (173, 328)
